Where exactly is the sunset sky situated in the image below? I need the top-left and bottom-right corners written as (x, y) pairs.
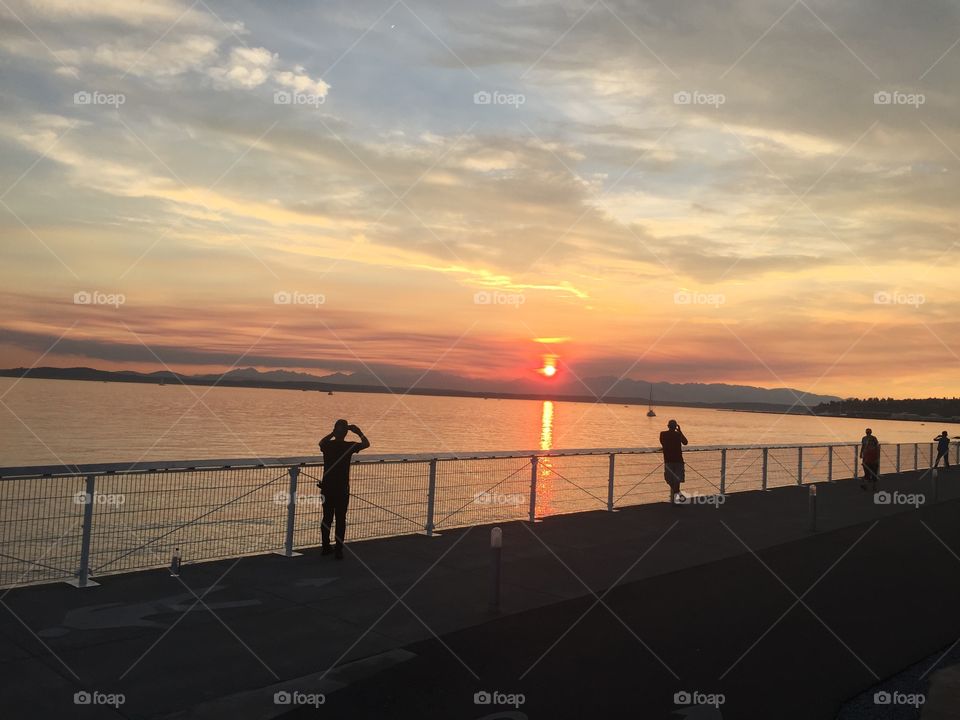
top-left (1, 0), bottom-right (959, 398)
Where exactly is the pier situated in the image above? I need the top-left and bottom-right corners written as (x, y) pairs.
top-left (1, 444), bottom-right (959, 718)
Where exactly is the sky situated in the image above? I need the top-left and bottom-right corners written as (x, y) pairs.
top-left (0, 0), bottom-right (958, 399)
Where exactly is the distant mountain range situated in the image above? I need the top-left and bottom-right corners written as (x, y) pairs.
top-left (0, 366), bottom-right (841, 410)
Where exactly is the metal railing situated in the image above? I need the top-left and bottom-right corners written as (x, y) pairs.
top-left (1, 441), bottom-right (954, 589)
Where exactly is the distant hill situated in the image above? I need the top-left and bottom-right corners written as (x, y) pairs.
top-left (814, 397), bottom-right (960, 422)
top-left (0, 365), bottom-right (840, 410)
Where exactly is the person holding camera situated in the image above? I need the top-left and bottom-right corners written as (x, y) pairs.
top-left (318, 419), bottom-right (370, 559)
top-left (660, 419), bottom-right (688, 505)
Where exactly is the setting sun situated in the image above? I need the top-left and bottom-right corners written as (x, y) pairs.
top-left (537, 353), bottom-right (559, 378)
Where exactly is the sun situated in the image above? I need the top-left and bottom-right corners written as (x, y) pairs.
top-left (537, 353), bottom-right (559, 378)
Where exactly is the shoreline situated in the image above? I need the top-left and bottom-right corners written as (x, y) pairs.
top-left (0, 367), bottom-right (822, 415)
top-left (4, 369), bottom-right (958, 426)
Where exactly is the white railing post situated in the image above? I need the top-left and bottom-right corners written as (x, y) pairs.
top-left (853, 446), bottom-right (859, 481)
top-left (277, 466), bottom-right (302, 558)
top-left (425, 459), bottom-right (438, 536)
top-left (69, 474), bottom-right (99, 588)
top-left (797, 447), bottom-right (803, 485)
top-left (914, 443), bottom-right (918, 470)
top-left (827, 445), bottom-right (834, 482)
top-left (720, 448), bottom-right (727, 495)
top-left (761, 448), bottom-right (768, 490)
top-left (896, 444), bottom-right (901, 473)
top-left (606, 453), bottom-right (616, 511)
top-left (929, 443), bottom-right (934, 467)
top-left (528, 456), bottom-right (539, 522)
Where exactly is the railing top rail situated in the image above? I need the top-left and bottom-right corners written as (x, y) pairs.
top-left (0, 440), bottom-right (937, 480)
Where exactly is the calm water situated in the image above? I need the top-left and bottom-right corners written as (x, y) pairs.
top-left (2, 377), bottom-right (959, 468)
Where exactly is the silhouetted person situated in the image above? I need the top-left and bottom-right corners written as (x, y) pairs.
top-left (660, 419), bottom-right (688, 505)
top-left (318, 419), bottom-right (369, 559)
top-left (860, 428), bottom-right (880, 491)
top-left (934, 431), bottom-right (956, 469)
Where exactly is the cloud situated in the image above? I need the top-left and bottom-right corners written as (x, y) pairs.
top-left (208, 46), bottom-right (276, 89)
top-left (2, 0), bottom-right (960, 398)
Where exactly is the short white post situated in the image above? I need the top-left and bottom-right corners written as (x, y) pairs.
top-left (489, 527), bottom-right (502, 613)
top-left (828, 445), bottom-right (834, 482)
top-left (797, 447), bottom-right (803, 485)
top-left (808, 485), bottom-right (817, 532)
top-left (914, 443), bottom-right (919, 471)
top-left (896, 444), bottom-right (901, 474)
top-left (853, 446), bottom-right (859, 481)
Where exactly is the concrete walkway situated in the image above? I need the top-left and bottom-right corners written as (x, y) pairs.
top-left (1, 468), bottom-right (958, 719)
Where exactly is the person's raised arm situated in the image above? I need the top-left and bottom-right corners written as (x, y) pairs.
top-left (348, 424), bottom-right (370, 452)
top-left (676, 425), bottom-right (688, 445)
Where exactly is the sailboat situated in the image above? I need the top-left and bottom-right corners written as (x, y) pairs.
top-left (646, 386), bottom-right (656, 417)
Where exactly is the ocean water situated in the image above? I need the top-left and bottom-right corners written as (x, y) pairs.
top-left (2, 377), bottom-right (957, 467)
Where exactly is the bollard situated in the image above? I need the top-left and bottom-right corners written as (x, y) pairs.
top-left (489, 527), bottom-right (502, 613)
top-left (170, 547), bottom-right (182, 577)
top-left (808, 485), bottom-right (817, 532)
